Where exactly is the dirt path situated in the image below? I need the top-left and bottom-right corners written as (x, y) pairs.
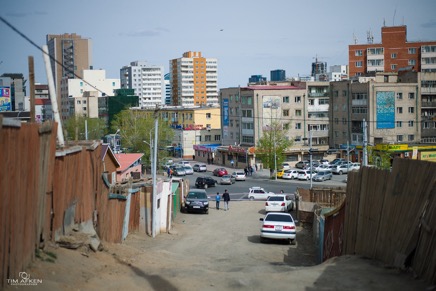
top-left (10, 201), bottom-right (430, 290)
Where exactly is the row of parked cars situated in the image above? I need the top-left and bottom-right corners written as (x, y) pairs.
top-left (276, 158), bottom-right (361, 182)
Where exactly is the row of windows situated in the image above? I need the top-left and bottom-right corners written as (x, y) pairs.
top-left (355, 47), bottom-right (418, 56)
top-left (396, 92), bottom-right (415, 99)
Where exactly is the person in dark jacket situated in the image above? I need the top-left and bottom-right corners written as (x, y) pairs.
top-left (222, 189), bottom-right (230, 211)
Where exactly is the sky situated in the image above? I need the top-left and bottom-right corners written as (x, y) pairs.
top-left (1, 0), bottom-right (436, 89)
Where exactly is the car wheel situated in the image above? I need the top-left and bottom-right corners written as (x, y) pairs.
top-left (260, 236), bottom-right (266, 243)
top-left (204, 209), bottom-right (209, 214)
top-left (339, 171), bottom-right (343, 175)
top-left (290, 239), bottom-right (296, 245)
top-left (249, 196), bottom-right (254, 201)
top-left (204, 184), bottom-right (208, 189)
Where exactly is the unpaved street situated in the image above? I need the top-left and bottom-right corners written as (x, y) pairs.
top-left (13, 201), bottom-right (430, 291)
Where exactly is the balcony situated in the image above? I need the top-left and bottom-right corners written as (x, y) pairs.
top-left (308, 92), bottom-right (329, 97)
top-left (422, 101), bottom-right (436, 108)
top-left (421, 87), bottom-right (436, 94)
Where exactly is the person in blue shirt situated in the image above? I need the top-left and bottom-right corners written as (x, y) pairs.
top-left (215, 192), bottom-right (221, 210)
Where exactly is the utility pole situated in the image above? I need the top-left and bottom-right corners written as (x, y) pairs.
top-left (363, 119), bottom-right (368, 166)
top-left (151, 106), bottom-right (159, 238)
top-left (309, 130), bottom-right (313, 189)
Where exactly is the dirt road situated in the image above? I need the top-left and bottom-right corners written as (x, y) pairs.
top-left (12, 201), bottom-right (430, 290)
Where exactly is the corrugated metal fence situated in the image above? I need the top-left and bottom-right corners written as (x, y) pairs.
top-left (0, 119), bottom-right (144, 288)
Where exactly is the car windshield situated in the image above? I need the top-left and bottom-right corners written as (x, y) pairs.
top-left (222, 175), bottom-right (231, 179)
top-left (265, 214), bottom-right (294, 222)
top-left (268, 196), bottom-right (285, 201)
top-left (187, 192), bottom-right (207, 199)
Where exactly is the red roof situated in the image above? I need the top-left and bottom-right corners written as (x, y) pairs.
top-left (244, 85), bottom-right (300, 90)
top-left (35, 98), bottom-right (51, 105)
top-left (114, 153), bottom-right (144, 171)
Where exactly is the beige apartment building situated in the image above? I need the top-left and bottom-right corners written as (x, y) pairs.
top-left (46, 33), bottom-right (92, 120)
top-left (330, 72), bottom-right (421, 162)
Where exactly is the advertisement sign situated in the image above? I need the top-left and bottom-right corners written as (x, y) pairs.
top-left (376, 91), bottom-right (395, 129)
top-left (223, 98), bottom-right (229, 137)
top-left (0, 87), bottom-right (11, 112)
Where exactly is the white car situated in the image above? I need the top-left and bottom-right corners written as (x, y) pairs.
top-left (349, 163), bottom-right (361, 171)
top-left (265, 195), bottom-right (294, 212)
top-left (260, 212), bottom-right (296, 244)
top-left (248, 187), bottom-right (275, 201)
top-left (282, 169), bottom-right (299, 180)
top-left (193, 163), bottom-right (207, 172)
top-left (297, 170), bottom-right (315, 180)
top-left (183, 165), bottom-right (194, 175)
top-left (231, 171), bottom-right (246, 181)
top-left (281, 162), bottom-right (291, 170)
top-left (314, 164), bottom-right (330, 172)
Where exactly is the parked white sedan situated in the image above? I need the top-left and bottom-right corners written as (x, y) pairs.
top-left (282, 169), bottom-right (299, 180)
top-left (259, 212), bottom-right (297, 244)
top-left (297, 170), bottom-right (315, 180)
top-left (265, 195), bottom-right (294, 212)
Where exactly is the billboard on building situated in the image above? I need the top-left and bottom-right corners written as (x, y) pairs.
top-left (223, 98), bottom-right (229, 137)
top-left (262, 96), bottom-right (281, 128)
top-left (0, 87), bottom-right (11, 112)
top-left (376, 91), bottom-right (395, 129)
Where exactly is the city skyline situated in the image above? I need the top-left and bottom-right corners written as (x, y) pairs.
top-left (1, 0), bottom-right (436, 89)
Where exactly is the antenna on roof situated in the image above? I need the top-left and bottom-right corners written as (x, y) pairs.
top-left (393, 9), bottom-right (397, 25)
top-left (367, 30), bottom-right (374, 44)
top-left (353, 33), bottom-right (358, 44)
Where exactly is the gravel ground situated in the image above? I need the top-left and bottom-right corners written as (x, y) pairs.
top-left (11, 201), bottom-right (430, 291)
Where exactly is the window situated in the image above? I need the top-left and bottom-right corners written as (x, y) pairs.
top-left (391, 53), bottom-right (397, 59)
top-left (206, 113), bottom-right (211, 119)
top-left (205, 135), bottom-right (211, 141)
top-left (355, 61), bottom-right (363, 67)
top-left (309, 99), bottom-right (314, 105)
top-left (242, 109), bottom-right (253, 118)
top-left (396, 121), bottom-right (402, 127)
top-left (334, 118), bottom-right (339, 124)
top-left (408, 107), bottom-right (415, 113)
top-left (342, 118), bottom-right (347, 125)
top-left (391, 64), bottom-right (397, 70)
top-left (295, 123), bottom-right (301, 129)
top-left (408, 121), bottom-right (414, 127)
top-left (283, 96), bottom-right (289, 103)
top-left (408, 48), bottom-right (416, 54)
top-left (283, 109), bottom-right (289, 116)
top-left (396, 93), bottom-right (403, 100)
top-left (333, 91), bottom-right (339, 97)
top-left (283, 123), bottom-right (289, 130)
top-left (408, 59), bottom-right (416, 66)
top-left (397, 107), bottom-right (403, 114)
top-left (397, 135), bottom-right (403, 142)
top-left (214, 135), bottom-right (221, 141)
top-left (319, 99), bottom-right (329, 105)
top-left (295, 110), bottom-right (302, 116)
top-left (408, 135), bottom-right (414, 141)
top-left (295, 96), bottom-right (301, 103)
top-left (342, 90), bottom-right (347, 97)
top-left (355, 50), bottom-right (363, 56)
top-left (423, 122), bottom-right (430, 129)
top-left (408, 92), bottom-right (415, 99)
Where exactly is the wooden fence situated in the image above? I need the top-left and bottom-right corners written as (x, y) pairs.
top-left (343, 158), bottom-right (436, 284)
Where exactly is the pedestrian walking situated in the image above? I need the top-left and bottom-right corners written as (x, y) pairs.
top-left (244, 167), bottom-right (248, 176)
top-left (249, 166), bottom-right (254, 176)
top-left (167, 167), bottom-right (172, 178)
top-left (215, 192), bottom-right (221, 210)
top-left (222, 189), bottom-right (230, 211)
top-left (231, 160), bottom-right (234, 168)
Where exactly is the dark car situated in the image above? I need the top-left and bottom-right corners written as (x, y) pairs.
top-left (195, 176), bottom-right (217, 189)
top-left (213, 167), bottom-right (228, 177)
top-left (183, 189), bottom-right (209, 214)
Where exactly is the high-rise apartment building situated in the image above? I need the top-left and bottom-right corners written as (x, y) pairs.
top-left (248, 75), bottom-right (267, 84)
top-left (164, 73), bottom-right (171, 105)
top-left (169, 51), bottom-right (218, 107)
top-left (46, 33), bottom-right (92, 120)
top-left (349, 25), bottom-right (436, 77)
top-left (270, 70), bottom-right (286, 81)
top-left (120, 61), bottom-right (165, 108)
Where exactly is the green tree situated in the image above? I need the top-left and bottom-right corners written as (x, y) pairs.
top-left (368, 148), bottom-right (392, 170)
top-left (111, 109), bottom-right (174, 168)
top-left (64, 116), bottom-right (107, 141)
top-left (255, 121), bottom-right (293, 177)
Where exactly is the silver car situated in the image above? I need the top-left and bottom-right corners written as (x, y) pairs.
top-left (313, 170), bottom-right (333, 181)
top-left (220, 175), bottom-right (235, 185)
